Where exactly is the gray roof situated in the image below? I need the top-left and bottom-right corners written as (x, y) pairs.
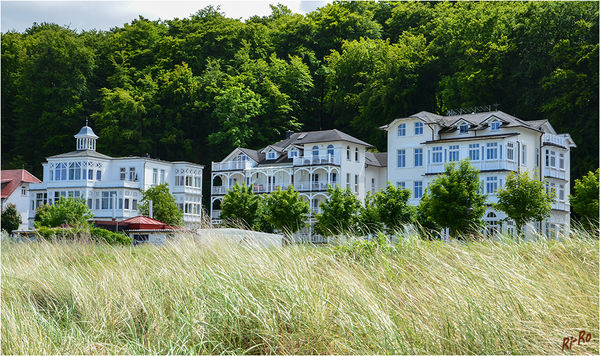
top-left (74, 126), bottom-right (99, 138)
top-left (235, 129), bottom-right (374, 167)
top-left (365, 152), bottom-right (387, 167)
top-left (384, 111), bottom-right (551, 133)
top-left (48, 150), bottom-right (112, 160)
top-left (272, 129), bottom-right (373, 149)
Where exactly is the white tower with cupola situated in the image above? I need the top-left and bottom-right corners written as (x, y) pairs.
top-left (74, 121), bottom-right (98, 151)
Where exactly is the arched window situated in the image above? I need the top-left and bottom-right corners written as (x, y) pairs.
top-left (354, 147), bottom-right (359, 161)
top-left (346, 146), bottom-right (351, 160)
top-left (486, 212), bottom-right (498, 237)
top-left (490, 120), bottom-right (501, 131)
top-left (312, 146), bottom-right (319, 157)
top-left (327, 144), bottom-right (334, 157)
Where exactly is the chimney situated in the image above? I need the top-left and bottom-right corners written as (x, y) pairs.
top-left (285, 130), bottom-right (294, 139)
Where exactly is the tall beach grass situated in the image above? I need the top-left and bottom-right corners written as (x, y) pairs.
top-left (1, 230), bottom-right (598, 354)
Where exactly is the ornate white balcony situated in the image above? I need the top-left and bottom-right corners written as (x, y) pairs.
top-left (293, 155), bottom-right (341, 166)
top-left (544, 167), bottom-right (566, 180)
top-left (212, 160), bottom-right (252, 172)
top-left (542, 134), bottom-right (568, 148)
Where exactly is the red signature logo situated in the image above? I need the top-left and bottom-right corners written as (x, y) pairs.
top-left (562, 330), bottom-right (592, 351)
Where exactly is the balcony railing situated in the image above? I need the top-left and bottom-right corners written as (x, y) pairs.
top-left (211, 210), bottom-right (221, 219)
top-left (544, 168), bottom-right (566, 180)
top-left (542, 133), bottom-right (568, 148)
top-left (294, 182), bottom-right (334, 192)
top-left (551, 202), bottom-right (569, 211)
top-left (293, 155), bottom-right (341, 166)
top-left (212, 161), bottom-right (252, 171)
top-left (426, 160), bottom-right (518, 174)
top-left (212, 186), bottom-right (229, 195)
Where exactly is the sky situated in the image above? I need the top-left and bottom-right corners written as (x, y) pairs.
top-left (1, 0), bottom-right (330, 33)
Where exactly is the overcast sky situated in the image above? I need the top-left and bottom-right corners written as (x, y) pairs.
top-left (1, 0), bottom-right (330, 33)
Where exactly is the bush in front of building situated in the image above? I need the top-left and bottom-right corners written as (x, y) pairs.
top-left (1, 204), bottom-right (21, 234)
top-left (35, 225), bottom-right (132, 245)
top-left (34, 197), bottom-right (94, 228)
top-left (570, 168), bottom-right (599, 229)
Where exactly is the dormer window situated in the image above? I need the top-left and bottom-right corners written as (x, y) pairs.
top-left (490, 120), bottom-right (501, 131)
top-left (459, 122), bottom-right (469, 134)
top-left (288, 149), bottom-right (298, 158)
top-left (267, 151), bottom-right (276, 160)
top-left (327, 144), bottom-right (334, 157)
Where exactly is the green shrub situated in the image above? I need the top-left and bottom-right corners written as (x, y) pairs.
top-left (89, 227), bottom-right (133, 245)
top-left (35, 226), bottom-right (132, 245)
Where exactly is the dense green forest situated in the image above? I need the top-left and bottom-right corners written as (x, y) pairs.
top-left (2, 1), bottom-right (598, 201)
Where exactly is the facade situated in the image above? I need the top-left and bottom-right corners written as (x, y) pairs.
top-left (28, 125), bottom-right (204, 228)
top-left (1, 169), bottom-right (41, 230)
top-left (210, 129), bottom-right (387, 241)
top-left (382, 110), bottom-right (576, 237)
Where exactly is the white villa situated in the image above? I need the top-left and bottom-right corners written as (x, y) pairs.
top-left (381, 110), bottom-right (576, 237)
top-left (210, 129), bottom-right (387, 241)
top-left (1, 169), bottom-right (41, 230)
top-left (28, 125), bottom-right (204, 228)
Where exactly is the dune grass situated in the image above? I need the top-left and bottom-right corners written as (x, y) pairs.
top-left (1, 231), bottom-right (598, 354)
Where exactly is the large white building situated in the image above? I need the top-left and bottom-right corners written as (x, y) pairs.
top-left (1, 169), bottom-right (41, 230)
top-left (381, 110), bottom-right (576, 237)
top-left (210, 129), bottom-right (387, 241)
top-left (28, 125), bottom-right (204, 228)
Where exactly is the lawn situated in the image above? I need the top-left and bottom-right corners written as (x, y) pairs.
top-left (1, 233), bottom-right (598, 354)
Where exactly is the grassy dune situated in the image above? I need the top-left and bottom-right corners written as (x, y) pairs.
top-left (1, 233), bottom-right (598, 354)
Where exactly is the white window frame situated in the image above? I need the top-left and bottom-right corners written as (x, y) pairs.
top-left (414, 181), bottom-right (423, 199)
top-left (448, 145), bottom-right (459, 162)
top-left (415, 122), bottom-right (423, 135)
top-left (459, 123), bottom-right (469, 134)
top-left (397, 123), bottom-right (406, 137)
top-left (490, 120), bottom-right (501, 131)
top-left (414, 148), bottom-right (423, 167)
top-left (468, 144), bottom-right (480, 161)
top-left (397, 149), bottom-right (406, 168)
top-left (432, 147), bottom-right (443, 163)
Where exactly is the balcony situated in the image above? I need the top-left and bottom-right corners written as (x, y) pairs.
top-left (212, 186), bottom-right (230, 195)
top-left (551, 202), bottom-right (569, 211)
top-left (294, 181), bottom-right (334, 192)
top-left (211, 210), bottom-right (221, 220)
top-left (542, 134), bottom-right (568, 148)
top-left (293, 155), bottom-right (341, 167)
top-left (426, 160), bottom-right (518, 175)
top-left (544, 167), bottom-right (566, 180)
top-left (212, 161), bottom-right (252, 172)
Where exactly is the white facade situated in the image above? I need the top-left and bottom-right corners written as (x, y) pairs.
top-left (1, 170), bottom-right (40, 230)
top-left (28, 126), bottom-right (204, 228)
top-left (382, 110), bottom-right (576, 237)
top-left (210, 129), bottom-right (387, 242)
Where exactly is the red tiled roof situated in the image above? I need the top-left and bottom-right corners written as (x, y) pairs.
top-left (120, 215), bottom-right (177, 230)
top-left (1, 169), bottom-right (41, 199)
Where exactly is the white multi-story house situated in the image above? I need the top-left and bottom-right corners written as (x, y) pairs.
top-left (28, 125), bottom-right (204, 228)
top-left (381, 110), bottom-right (576, 237)
top-left (1, 169), bottom-right (41, 230)
top-left (210, 129), bottom-right (387, 240)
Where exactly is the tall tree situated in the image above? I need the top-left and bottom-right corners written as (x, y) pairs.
top-left (495, 172), bottom-right (555, 237)
top-left (138, 184), bottom-right (184, 227)
top-left (219, 183), bottom-right (261, 229)
top-left (419, 160), bottom-right (487, 237)
top-left (262, 186), bottom-right (310, 238)
top-left (315, 185), bottom-right (361, 236)
top-left (570, 169), bottom-right (599, 228)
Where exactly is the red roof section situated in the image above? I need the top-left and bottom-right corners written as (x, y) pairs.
top-left (1, 169), bottom-right (41, 199)
top-left (120, 215), bottom-right (177, 230)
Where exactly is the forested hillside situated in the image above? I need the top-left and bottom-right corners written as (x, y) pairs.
top-left (2, 1), bottom-right (598, 196)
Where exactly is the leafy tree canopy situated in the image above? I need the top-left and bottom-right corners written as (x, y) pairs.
top-left (570, 169), bottom-right (599, 227)
top-left (495, 171), bottom-right (554, 236)
top-left (315, 185), bottom-right (361, 236)
top-left (220, 183), bottom-right (261, 229)
top-left (34, 197), bottom-right (94, 228)
top-left (419, 160), bottom-right (487, 237)
top-left (1, 204), bottom-right (21, 234)
top-left (139, 183), bottom-right (184, 227)
top-left (262, 186), bottom-right (310, 236)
